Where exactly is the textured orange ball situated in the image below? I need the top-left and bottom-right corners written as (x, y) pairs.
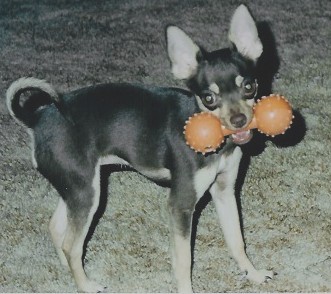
top-left (184, 112), bottom-right (224, 154)
top-left (254, 94), bottom-right (293, 136)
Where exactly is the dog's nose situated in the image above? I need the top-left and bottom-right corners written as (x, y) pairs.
top-left (230, 113), bottom-right (247, 128)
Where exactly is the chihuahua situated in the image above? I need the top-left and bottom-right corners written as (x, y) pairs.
top-left (6, 4), bottom-right (274, 293)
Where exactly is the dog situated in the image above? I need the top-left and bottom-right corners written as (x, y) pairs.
top-left (6, 4), bottom-right (274, 293)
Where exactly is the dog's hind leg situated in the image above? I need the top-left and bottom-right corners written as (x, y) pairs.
top-left (60, 163), bottom-right (106, 293)
top-left (49, 197), bottom-right (69, 268)
top-left (210, 147), bottom-right (273, 284)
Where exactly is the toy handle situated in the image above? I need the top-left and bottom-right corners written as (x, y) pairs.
top-left (221, 117), bottom-right (258, 136)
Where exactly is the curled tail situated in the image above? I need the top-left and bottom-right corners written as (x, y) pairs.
top-left (6, 77), bottom-right (63, 127)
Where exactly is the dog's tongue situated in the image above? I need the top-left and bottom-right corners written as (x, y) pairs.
top-left (231, 130), bottom-right (252, 145)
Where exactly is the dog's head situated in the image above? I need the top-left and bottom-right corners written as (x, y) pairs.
top-left (166, 5), bottom-right (263, 144)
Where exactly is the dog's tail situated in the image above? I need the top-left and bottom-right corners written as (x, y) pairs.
top-left (6, 77), bottom-right (65, 128)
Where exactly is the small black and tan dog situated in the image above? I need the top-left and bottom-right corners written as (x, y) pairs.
top-left (6, 5), bottom-right (274, 292)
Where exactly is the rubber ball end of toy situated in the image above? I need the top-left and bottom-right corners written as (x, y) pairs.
top-left (184, 112), bottom-right (224, 154)
top-left (254, 94), bottom-right (293, 136)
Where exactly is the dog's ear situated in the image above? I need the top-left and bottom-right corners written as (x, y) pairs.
top-left (228, 4), bottom-right (263, 62)
top-left (166, 26), bottom-right (201, 80)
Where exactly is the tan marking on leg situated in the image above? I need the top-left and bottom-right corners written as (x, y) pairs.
top-left (49, 198), bottom-right (69, 267)
top-left (62, 163), bottom-right (105, 292)
top-left (171, 233), bottom-right (193, 293)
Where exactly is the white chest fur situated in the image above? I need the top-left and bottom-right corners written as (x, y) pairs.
top-left (193, 146), bottom-right (242, 199)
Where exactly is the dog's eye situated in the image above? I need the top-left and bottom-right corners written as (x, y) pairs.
top-left (243, 80), bottom-right (257, 97)
top-left (204, 94), bottom-right (214, 103)
top-left (201, 91), bottom-right (217, 108)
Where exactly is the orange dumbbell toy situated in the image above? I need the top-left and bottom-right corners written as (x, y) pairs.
top-left (184, 94), bottom-right (294, 154)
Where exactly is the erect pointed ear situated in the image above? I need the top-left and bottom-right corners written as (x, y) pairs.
top-left (166, 26), bottom-right (201, 80)
top-left (228, 4), bottom-right (263, 62)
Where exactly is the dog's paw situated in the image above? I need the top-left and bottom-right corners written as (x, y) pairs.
top-left (245, 269), bottom-right (274, 284)
top-left (78, 280), bottom-right (107, 293)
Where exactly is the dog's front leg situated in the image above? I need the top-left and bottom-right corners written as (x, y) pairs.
top-left (167, 188), bottom-right (196, 293)
top-left (210, 147), bottom-right (273, 284)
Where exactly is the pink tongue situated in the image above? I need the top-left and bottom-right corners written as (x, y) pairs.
top-left (231, 130), bottom-right (252, 144)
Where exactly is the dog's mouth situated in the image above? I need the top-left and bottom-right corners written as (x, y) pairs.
top-left (231, 130), bottom-right (253, 145)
